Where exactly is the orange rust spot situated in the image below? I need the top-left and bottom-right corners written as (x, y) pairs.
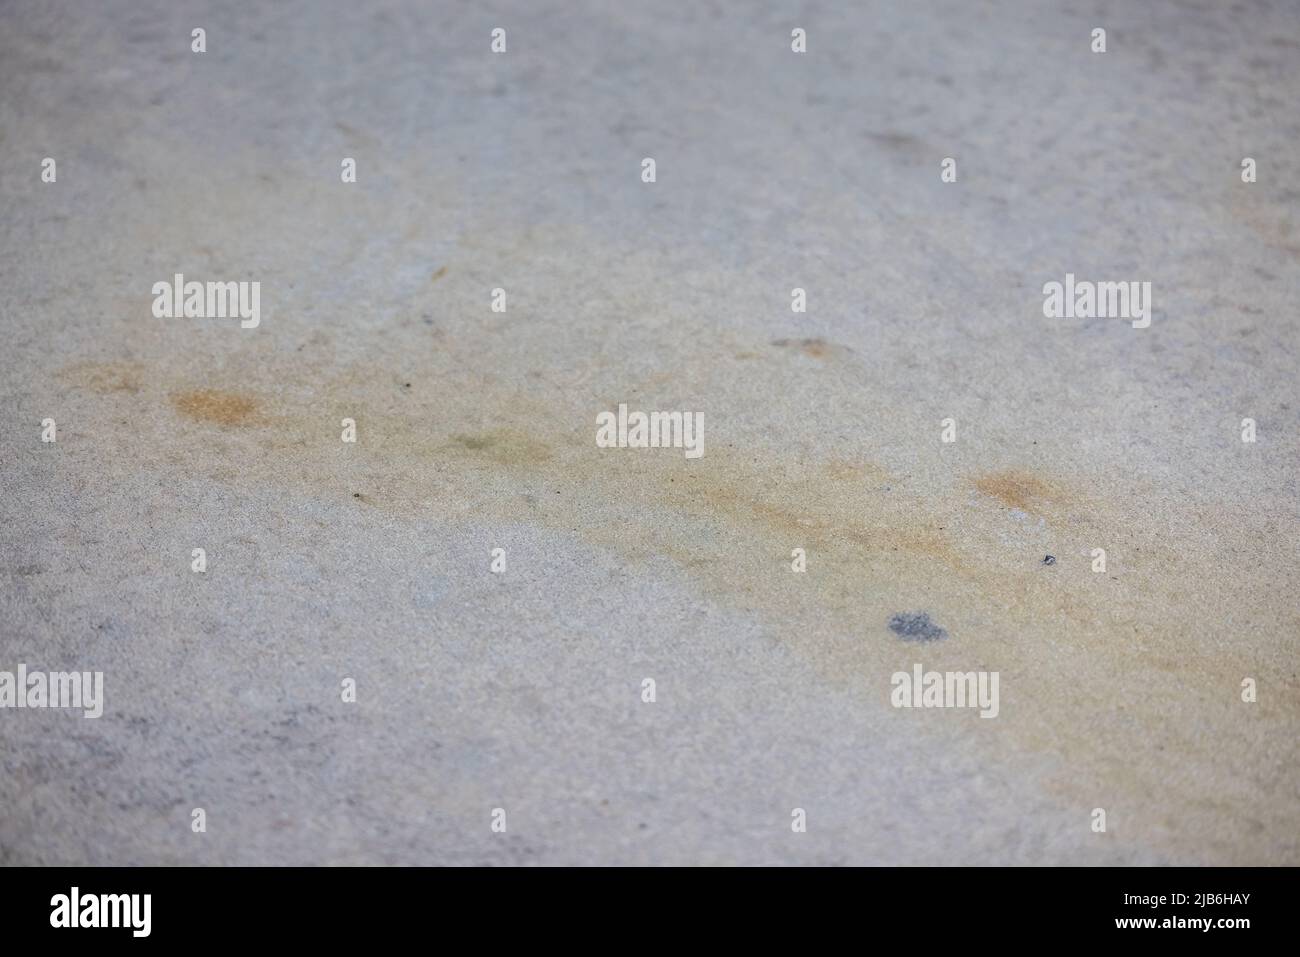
top-left (172, 389), bottom-right (259, 427)
top-left (972, 469), bottom-right (1057, 514)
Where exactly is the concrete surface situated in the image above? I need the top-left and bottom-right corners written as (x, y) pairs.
top-left (1, 0), bottom-right (1298, 865)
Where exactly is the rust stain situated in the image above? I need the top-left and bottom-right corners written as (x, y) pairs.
top-left (53, 320), bottom-right (1300, 866)
top-left (824, 459), bottom-right (893, 483)
top-left (172, 389), bottom-right (260, 427)
top-left (972, 469), bottom-right (1059, 514)
top-left (771, 337), bottom-right (841, 360)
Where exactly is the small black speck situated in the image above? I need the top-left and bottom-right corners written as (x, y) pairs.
top-left (352, 492), bottom-right (362, 499)
top-left (1042, 555), bottom-right (1056, 565)
top-left (888, 612), bottom-right (948, 642)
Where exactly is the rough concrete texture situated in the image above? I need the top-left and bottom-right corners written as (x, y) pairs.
top-left (1, 0), bottom-right (1297, 865)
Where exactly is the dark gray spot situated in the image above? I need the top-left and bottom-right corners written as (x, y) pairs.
top-left (866, 130), bottom-right (926, 156)
top-left (93, 619), bottom-right (130, 640)
top-left (888, 612), bottom-right (948, 642)
top-left (1042, 555), bottom-right (1056, 565)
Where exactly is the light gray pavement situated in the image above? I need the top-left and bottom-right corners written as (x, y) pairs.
top-left (1, 0), bottom-right (1298, 864)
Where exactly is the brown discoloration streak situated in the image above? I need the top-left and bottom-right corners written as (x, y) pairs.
top-left (56, 351), bottom-right (1300, 865)
top-left (973, 469), bottom-right (1060, 514)
top-left (824, 459), bottom-right (893, 483)
top-left (172, 389), bottom-right (260, 427)
top-left (449, 429), bottom-right (552, 467)
top-left (771, 337), bottom-right (841, 360)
